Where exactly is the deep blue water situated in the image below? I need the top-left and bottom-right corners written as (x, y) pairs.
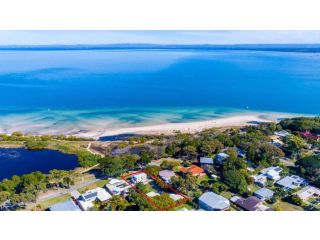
top-left (0, 148), bottom-right (78, 180)
top-left (0, 49), bottom-right (319, 134)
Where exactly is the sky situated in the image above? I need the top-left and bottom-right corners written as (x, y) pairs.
top-left (0, 30), bottom-right (320, 45)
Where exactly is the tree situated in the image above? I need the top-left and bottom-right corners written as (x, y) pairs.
top-left (290, 195), bottom-right (303, 206)
top-left (77, 151), bottom-right (102, 167)
top-left (25, 140), bottom-right (49, 150)
top-left (139, 148), bottom-right (154, 164)
top-left (246, 142), bottom-right (284, 165)
top-left (126, 191), bottom-right (154, 211)
top-left (223, 170), bottom-right (248, 194)
top-left (284, 135), bottom-right (306, 152)
top-left (182, 145), bottom-right (197, 159)
top-left (152, 193), bottom-right (175, 210)
top-left (99, 156), bottom-right (125, 177)
top-left (145, 165), bottom-right (161, 176)
top-left (199, 139), bottom-right (223, 155)
top-left (0, 191), bottom-right (10, 204)
top-left (107, 195), bottom-right (129, 211)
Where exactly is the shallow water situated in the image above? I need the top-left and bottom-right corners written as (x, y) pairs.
top-left (0, 49), bottom-right (319, 134)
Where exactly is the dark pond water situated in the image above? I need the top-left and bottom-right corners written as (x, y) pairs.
top-left (0, 148), bottom-right (78, 181)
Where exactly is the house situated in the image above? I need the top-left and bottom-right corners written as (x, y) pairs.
top-left (199, 157), bottom-right (214, 166)
top-left (252, 174), bottom-right (268, 187)
top-left (78, 187), bottom-right (112, 211)
top-left (106, 178), bottom-right (130, 195)
top-left (159, 170), bottom-right (176, 183)
top-left (49, 199), bottom-right (81, 211)
top-left (252, 166), bottom-right (282, 187)
top-left (296, 186), bottom-right (320, 201)
top-left (254, 188), bottom-right (274, 201)
top-left (215, 153), bottom-right (229, 164)
top-left (180, 165), bottom-right (205, 177)
top-left (299, 131), bottom-right (320, 142)
top-left (276, 175), bottom-right (307, 191)
top-left (232, 196), bottom-right (269, 211)
top-left (274, 130), bottom-right (291, 138)
top-left (198, 192), bottom-right (230, 211)
top-left (260, 166), bottom-right (283, 181)
top-left (131, 172), bottom-right (147, 184)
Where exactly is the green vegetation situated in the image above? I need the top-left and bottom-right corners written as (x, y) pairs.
top-left (280, 117), bottom-right (320, 134)
top-left (38, 193), bottom-right (71, 210)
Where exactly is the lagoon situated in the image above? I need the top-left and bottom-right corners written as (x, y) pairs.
top-left (0, 148), bottom-right (78, 180)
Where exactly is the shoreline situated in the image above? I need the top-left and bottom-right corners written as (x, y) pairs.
top-left (79, 112), bottom-right (292, 139)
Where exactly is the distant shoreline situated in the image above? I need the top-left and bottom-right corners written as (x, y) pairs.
top-left (1, 43), bottom-right (320, 52)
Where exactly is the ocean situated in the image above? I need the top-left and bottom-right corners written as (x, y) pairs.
top-left (0, 49), bottom-right (319, 136)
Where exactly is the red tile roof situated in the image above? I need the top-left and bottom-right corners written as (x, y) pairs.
top-left (180, 165), bottom-right (205, 175)
top-left (299, 131), bottom-right (320, 141)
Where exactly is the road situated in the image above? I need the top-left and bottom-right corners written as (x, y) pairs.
top-left (36, 176), bottom-right (108, 203)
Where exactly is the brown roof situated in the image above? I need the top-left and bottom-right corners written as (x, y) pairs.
top-left (235, 196), bottom-right (263, 211)
top-left (180, 165), bottom-right (205, 175)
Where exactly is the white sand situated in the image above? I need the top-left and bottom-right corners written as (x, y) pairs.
top-left (90, 113), bottom-right (284, 138)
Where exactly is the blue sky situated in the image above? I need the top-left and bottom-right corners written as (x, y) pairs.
top-left (0, 31), bottom-right (320, 45)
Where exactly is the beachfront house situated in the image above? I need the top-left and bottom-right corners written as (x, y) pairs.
top-left (198, 192), bottom-right (230, 211)
top-left (106, 178), bottom-right (130, 195)
top-left (215, 153), bottom-right (229, 164)
top-left (131, 172), bottom-right (147, 184)
top-left (49, 199), bottom-right (81, 211)
top-left (78, 187), bottom-right (112, 211)
top-left (159, 170), bottom-right (176, 183)
top-left (276, 175), bottom-right (307, 191)
top-left (296, 186), bottom-right (320, 201)
top-left (254, 188), bottom-right (274, 201)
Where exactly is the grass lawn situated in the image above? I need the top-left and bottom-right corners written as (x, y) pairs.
top-left (39, 193), bottom-right (71, 210)
top-left (274, 201), bottom-right (304, 211)
top-left (220, 191), bottom-right (234, 199)
top-left (78, 179), bottom-right (110, 193)
top-left (173, 203), bottom-right (194, 211)
top-left (248, 184), bottom-right (259, 193)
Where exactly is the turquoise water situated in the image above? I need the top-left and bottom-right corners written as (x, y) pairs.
top-left (0, 49), bottom-right (319, 135)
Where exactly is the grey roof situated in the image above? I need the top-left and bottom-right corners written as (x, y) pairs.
top-left (254, 188), bottom-right (274, 199)
top-left (200, 157), bottom-right (214, 165)
top-left (49, 199), bottom-right (81, 211)
top-left (199, 192), bottom-right (230, 210)
top-left (159, 170), bottom-right (176, 179)
top-left (277, 175), bottom-right (307, 190)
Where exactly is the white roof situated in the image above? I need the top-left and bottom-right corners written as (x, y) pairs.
top-left (132, 173), bottom-right (147, 179)
top-left (146, 191), bottom-right (160, 197)
top-left (169, 194), bottom-right (184, 201)
top-left (297, 186), bottom-right (320, 200)
top-left (80, 187), bottom-right (112, 202)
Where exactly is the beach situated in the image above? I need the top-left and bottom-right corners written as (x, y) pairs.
top-left (81, 112), bottom-right (291, 138)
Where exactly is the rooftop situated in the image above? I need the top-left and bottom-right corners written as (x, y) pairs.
top-left (159, 170), bottom-right (176, 179)
top-left (180, 165), bottom-right (205, 175)
top-left (49, 199), bottom-right (81, 211)
top-left (277, 175), bottom-right (307, 190)
top-left (254, 188), bottom-right (274, 199)
top-left (199, 157), bottom-right (214, 165)
top-left (199, 192), bottom-right (230, 210)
